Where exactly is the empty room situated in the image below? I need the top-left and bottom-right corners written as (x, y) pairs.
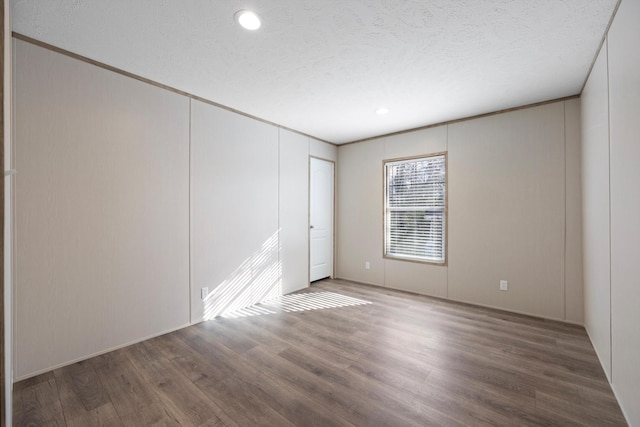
top-left (2, 0), bottom-right (639, 426)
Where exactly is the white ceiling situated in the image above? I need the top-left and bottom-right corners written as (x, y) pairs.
top-left (11, 0), bottom-right (618, 144)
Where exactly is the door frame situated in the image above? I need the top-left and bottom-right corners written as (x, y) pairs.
top-left (308, 155), bottom-right (336, 284)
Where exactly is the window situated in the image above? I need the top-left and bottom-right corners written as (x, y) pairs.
top-left (384, 153), bottom-right (446, 264)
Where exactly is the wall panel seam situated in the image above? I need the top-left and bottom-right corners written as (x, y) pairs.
top-left (562, 101), bottom-right (567, 321)
top-left (445, 124), bottom-right (449, 299)
top-left (277, 128), bottom-right (281, 292)
top-left (605, 35), bottom-right (613, 382)
top-left (188, 98), bottom-right (192, 324)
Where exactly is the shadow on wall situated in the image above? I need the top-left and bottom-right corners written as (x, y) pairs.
top-left (203, 230), bottom-right (282, 320)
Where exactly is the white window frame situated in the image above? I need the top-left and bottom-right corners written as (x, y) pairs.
top-left (383, 153), bottom-right (447, 265)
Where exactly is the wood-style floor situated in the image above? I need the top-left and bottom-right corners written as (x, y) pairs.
top-left (13, 279), bottom-right (627, 426)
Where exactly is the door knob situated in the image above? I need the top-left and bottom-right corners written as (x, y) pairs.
top-left (310, 225), bottom-right (314, 229)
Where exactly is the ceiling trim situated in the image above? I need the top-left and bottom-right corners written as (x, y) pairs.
top-left (11, 31), bottom-right (586, 148)
top-left (339, 94), bottom-right (580, 147)
top-left (12, 32), bottom-right (336, 146)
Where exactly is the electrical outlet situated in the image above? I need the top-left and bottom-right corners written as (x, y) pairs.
top-left (500, 280), bottom-right (508, 291)
top-left (201, 287), bottom-right (209, 300)
top-left (365, 261), bottom-right (371, 270)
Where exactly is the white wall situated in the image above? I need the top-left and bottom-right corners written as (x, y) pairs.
top-left (279, 129), bottom-right (310, 294)
top-left (582, 1), bottom-right (640, 425)
top-left (191, 100), bottom-right (279, 321)
top-left (608, 1), bottom-right (640, 421)
top-left (337, 100), bottom-right (583, 322)
top-left (190, 120), bottom-right (338, 320)
top-left (310, 137), bottom-right (337, 163)
top-left (12, 37), bottom-right (336, 379)
top-left (13, 39), bottom-right (191, 379)
top-left (337, 138), bottom-right (385, 285)
top-left (448, 103), bottom-right (566, 319)
top-left (564, 100), bottom-right (584, 324)
top-left (581, 41), bottom-right (611, 379)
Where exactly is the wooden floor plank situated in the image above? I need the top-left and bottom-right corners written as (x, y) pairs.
top-left (179, 321), bottom-right (355, 426)
top-left (53, 361), bottom-right (121, 426)
top-left (13, 278), bottom-right (628, 426)
top-left (13, 377), bottom-right (65, 426)
top-left (55, 361), bottom-right (112, 412)
top-left (125, 341), bottom-right (229, 427)
top-left (89, 349), bottom-right (177, 424)
top-left (243, 345), bottom-right (421, 426)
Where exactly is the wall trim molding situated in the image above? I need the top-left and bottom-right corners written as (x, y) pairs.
top-left (579, 0), bottom-right (622, 95)
top-left (11, 32), bottom-right (336, 147)
top-left (13, 33), bottom-right (585, 149)
top-left (13, 322), bottom-right (191, 383)
top-left (339, 95), bottom-right (580, 147)
top-left (334, 277), bottom-right (585, 326)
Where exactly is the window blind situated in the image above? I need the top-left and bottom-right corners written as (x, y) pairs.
top-left (384, 154), bottom-right (446, 263)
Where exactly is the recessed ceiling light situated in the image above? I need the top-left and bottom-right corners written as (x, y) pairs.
top-left (376, 108), bottom-right (390, 115)
top-left (234, 10), bottom-right (261, 30)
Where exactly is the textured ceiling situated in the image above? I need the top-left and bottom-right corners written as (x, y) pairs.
top-left (11, 0), bottom-right (618, 144)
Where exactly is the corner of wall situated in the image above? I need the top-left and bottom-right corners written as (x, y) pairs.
top-left (563, 98), bottom-right (584, 324)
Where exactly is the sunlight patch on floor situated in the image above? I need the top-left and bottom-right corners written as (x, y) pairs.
top-left (220, 291), bottom-right (371, 318)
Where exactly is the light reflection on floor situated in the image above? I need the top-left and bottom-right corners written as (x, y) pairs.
top-left (220, 291), bottom-right (372, 319)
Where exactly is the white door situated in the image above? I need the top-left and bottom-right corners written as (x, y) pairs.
top-left (310, 157), bottom-right (334, 282)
